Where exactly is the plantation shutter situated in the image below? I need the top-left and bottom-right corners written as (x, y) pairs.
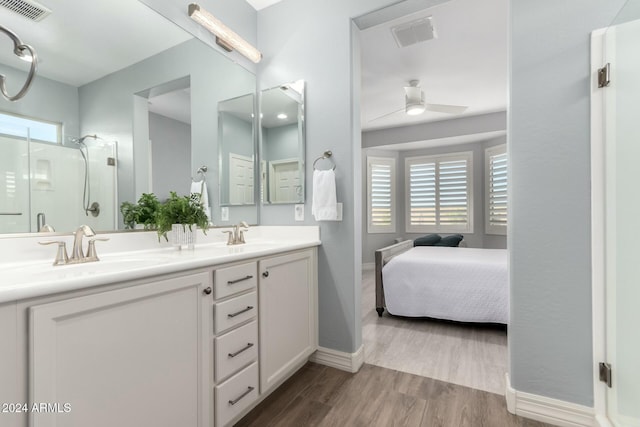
top-left (486, 145), bottom-right (507, 234)
top-left (406, 152), bottom-right (472, 233)
top-left (408, 161), bottom-right (436, 227)
top-left (367, 157), bottom-right (395, 233)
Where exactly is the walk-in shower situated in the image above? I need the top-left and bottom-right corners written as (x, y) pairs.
top-left (0, 116), bottom-right (118, 234)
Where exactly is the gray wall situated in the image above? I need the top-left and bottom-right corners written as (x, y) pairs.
top-left (149, 112), bottom-right (191, 201)
top-left (0, 65), bottom-right (80, 144)
top-left (263, 124), bottom-right (299, 161)
top-left (361, 137), bottom-right (507, 264)
top-left (510, 0), bottom-right (625, 406)
top-left (257, 0), bottom-right (399, 354)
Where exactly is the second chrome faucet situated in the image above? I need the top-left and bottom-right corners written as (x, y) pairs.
top-left (223, 221), bottom-right (249, 245)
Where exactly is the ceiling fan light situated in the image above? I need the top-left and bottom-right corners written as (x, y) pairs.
top-left (406, 103), bottom-right (425, 115)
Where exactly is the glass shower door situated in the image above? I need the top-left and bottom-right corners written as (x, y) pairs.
top-left (0, 123), bottom-right (31, 233)
top-left (603, 7), bottom-right (640, 426)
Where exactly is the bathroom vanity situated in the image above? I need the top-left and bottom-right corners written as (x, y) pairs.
top-left (0, 226), bottom-right (319, 427)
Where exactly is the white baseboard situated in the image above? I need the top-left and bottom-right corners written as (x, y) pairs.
top-left (362, 262), bottom-right (375, 271)
top-left (309, 345), bottom-right (364, 373)
top-left (505, 374), bottom-right (595, 427)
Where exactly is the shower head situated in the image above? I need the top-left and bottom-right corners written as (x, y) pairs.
top-left (71, 134), bottom-right (98, 145)
top-left (78, 134), bottom-right (97, 143)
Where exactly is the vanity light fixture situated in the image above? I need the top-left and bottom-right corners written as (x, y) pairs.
top-left (188, 3), bottom-right (262, 64)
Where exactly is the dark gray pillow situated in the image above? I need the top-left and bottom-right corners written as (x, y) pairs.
top-left (434, 234), bottom-right (464, 247)
top-left (414, 234), bottom-right (441, 246)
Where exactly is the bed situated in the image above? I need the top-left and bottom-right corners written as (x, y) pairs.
top-left (375, 240), bottom-right (508, 324)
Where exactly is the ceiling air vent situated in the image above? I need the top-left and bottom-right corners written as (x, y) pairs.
top-left (0, 0), bottom-right (51, 22)
top-left (391, 16), bottom-right (436, 48)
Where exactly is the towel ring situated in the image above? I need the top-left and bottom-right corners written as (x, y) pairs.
top-left (0, 25), bottom-right (38, 102)
top-left (313, 150), bottom-right (336, 171)
top-left (193, 165), bottom-right (208, 182)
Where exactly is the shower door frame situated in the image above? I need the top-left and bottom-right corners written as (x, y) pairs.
top-left (591, 23), bottom-right (640, 427)
top-left (590, 27), bottom-right (612, 427)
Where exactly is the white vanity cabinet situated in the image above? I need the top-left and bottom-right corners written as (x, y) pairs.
top-left (258, 249), bottom-right (317, 394)
top-left (0, 245), bottom-right (318, 427)
top-left (29, 272), bottom-right (212, 427)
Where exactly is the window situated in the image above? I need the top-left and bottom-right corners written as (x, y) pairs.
top-left (0, 111), bottom-right (61, 144)
top-left (367, 156), bottom-right (396, 233)
top-left (405, 152), bottom-right (473, 233)
top-left (485, 144), bottom-right (507, 235)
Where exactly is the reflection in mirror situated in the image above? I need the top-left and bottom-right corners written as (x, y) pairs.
top-left (219, 94), bottom-right (255, 208)
top-left (260, 81), bottom-right (306, 204)
top-left (0, 0), bottom-right (257, 235)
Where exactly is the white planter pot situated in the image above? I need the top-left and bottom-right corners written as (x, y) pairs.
top-left (171, 224), bottom-right (196, 250)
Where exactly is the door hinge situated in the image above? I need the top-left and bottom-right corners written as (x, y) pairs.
top-left (598, 63), bottom-right (611, 88)
top-left (599, 362), bottom-right (612, 388)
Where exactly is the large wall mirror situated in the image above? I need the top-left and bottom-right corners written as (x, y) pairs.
top-left (260, 81), bottom-right (306, 204)
top-left (0, 0), bottom-right (257, 235)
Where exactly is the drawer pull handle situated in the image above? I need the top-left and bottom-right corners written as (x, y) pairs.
top-left (227, 275), bottom-right (253, 285)
top-left (229, 386), bottom-right (254, 406)
top-left (227, 306), bottom-right (254, 318)
top-left (203, 287), bottom-right (212, 295)
top-left (228, 342), bottom-right (254, 358)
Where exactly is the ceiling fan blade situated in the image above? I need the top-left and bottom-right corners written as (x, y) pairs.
top-left (424, 103), bottom-right (469, 114)
top-left (368, 107), bottom-right (405, 122)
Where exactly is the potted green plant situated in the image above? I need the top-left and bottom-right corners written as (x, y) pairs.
top-left (156, 191), bottom-right (209, 248)
top-left (120, 193), bottom-right (160, 230)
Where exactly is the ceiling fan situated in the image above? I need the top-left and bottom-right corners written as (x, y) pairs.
top-left (369, 80), bottom-right (468, 122)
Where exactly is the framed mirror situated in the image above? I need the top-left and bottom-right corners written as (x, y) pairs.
top-left (260, 80), bottom-right (305, 204)
top-left (0, 0), bottom-right (257, 235)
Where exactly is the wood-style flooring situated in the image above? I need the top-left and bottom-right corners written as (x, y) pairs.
top-left (237, 268), bottom-right (528, 426)
top-left (361, 267), bottom-right (508, 395)
top-left (235, 362), bottom-right (552, 427)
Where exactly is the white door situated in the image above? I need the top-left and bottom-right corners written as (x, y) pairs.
top-left (600, 17), bottom-right (640, 427)
top-left (229, 153), bottom-right (254, 205)
top-left (268, 159), bottom-right (301, 203)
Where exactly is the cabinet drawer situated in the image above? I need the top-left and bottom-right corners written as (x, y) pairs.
top-left (214, 262), bottom-right (257, 300)
top-left (216, 362), bottom-right (258, 427)
top-left (215, 321), bottom-right (258, 382)
top-left (214, 291), bottom-right (257, 334)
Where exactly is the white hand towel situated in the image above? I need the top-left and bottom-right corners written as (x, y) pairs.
top-left (312, 169), bottom-right (337, 221)
top-left (190, 180), bottom-right (211, 222)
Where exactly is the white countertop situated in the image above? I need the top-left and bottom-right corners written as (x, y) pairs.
top-left (0, 226), bottom-right (320, 304)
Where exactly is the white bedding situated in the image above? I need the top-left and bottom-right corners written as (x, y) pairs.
top-left (382, 246), bottom-right (508, 323)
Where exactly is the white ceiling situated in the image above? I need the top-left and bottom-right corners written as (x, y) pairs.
top-left (245, 0), bottom-right (282, 11)
top-left (0, 0), bottom-right (192, 87)
top-left (359, 0), bottom-right (508, 131)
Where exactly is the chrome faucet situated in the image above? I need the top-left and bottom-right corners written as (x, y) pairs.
top-left (71, 224), bottom-right (96, 262)
top-left (38, 224), bottom-right (109, 266)
top-left (223, 221), bottom-right (249, 245)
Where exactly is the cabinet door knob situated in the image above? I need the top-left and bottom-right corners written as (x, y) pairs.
top-left (203, 287), bottom-right (212, 295)
top-left (262, 271), bottom-right (269, 278)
